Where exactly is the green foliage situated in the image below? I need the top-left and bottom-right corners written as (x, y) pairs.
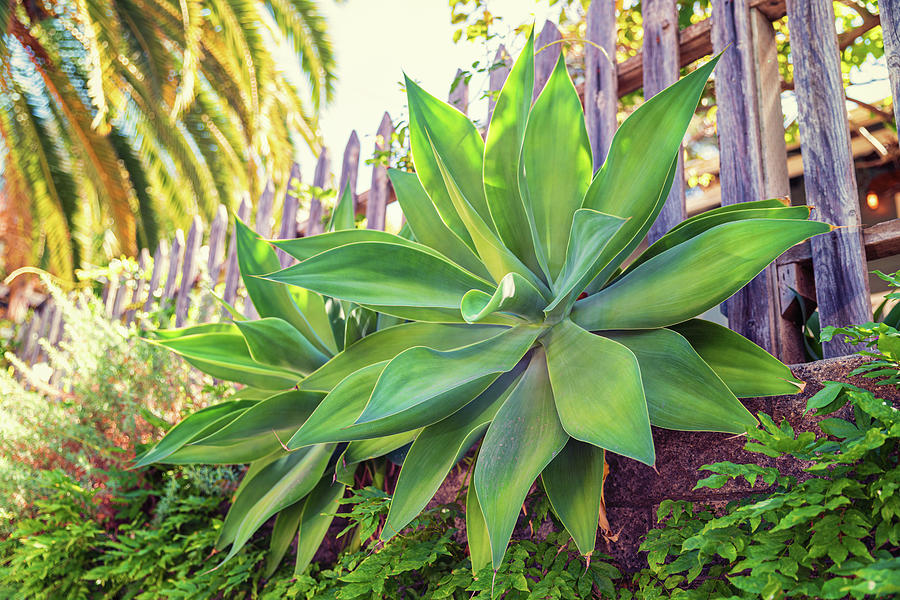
top-left (146, 35), bottom-right (830, 576)
top-left (0, 280), bottom-right (214, 532)
top-left (629, 383), bottom-right (900, 599)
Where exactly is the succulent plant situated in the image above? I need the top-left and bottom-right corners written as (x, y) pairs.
top-left (141, 33), bottom-right (830, 575)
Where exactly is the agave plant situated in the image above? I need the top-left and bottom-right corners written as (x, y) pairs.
top-left (258, 35), bottom-right (829, 570)
top-left (143, 34), bottom-right (829, 576)
top-left (137, 185), bottom-right (418, 576)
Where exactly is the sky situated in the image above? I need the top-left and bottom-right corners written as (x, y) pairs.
top-left (291, 0), bottom-right (562, 180)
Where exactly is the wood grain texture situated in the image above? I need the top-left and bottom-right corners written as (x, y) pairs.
top-left (367, 112), bottom-right (393, 231)
top-left (162, 228), bottom-right (185, 302)
top-left (448, 68), bottom-right (469, 114)
top-left (487, 45), bottom-right (511, 121)
top-left (339, 132), bottom-right (360, 211)
top-left (221, 197), bottom-right (250, 314)
top-left (643, 0), bottom-right (686, 244)
top-left (255, 180), bottom-right (275, 237)
top-left (306, 150), bottom-right (330, 236)
top-left (206, 204), bottom-right (228, 285)
top-left (787, 0), bottom-right (870, 358)
top-left (277, 164), bottom-right (301, 268)
top-left (144, 239), bottom-right (168, 312)
top-left (534, 21), bottom-right (562, 101)
top-left (779, 218), bottom-right (900, 265)
top-left (175, 216), bottom-right (203, 327)
top-left (882, 0), bottom-right (900, 127)
top-left (585, 0), bottom-right (618, 170)
top-left (712, 0), bottom-right (777, 356)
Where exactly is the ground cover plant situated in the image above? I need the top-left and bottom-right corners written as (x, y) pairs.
top-left (138, 34), bottom-right (832, 578)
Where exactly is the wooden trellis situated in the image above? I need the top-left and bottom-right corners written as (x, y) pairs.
top-left (11, 0), bottom-right (900, 375)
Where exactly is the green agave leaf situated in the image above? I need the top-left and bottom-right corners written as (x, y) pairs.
top-left (519, 51), bottom-right (593, 280)
top-left (483, 30), bottom-right (540, 274)
top-left (150, 322), bottom-right (234, 339)
top-left (235, 218), bottom-right (333, 356)
top-left (474, 348), bottom-right (568, 569)
top-left (666, 198), bottom-right (789, 235)
top-left (602, 329), bottom-right (757, 432)
top-left (389, 168), bottom-right (491, 279)
top-left (290, 362), bottom-right (388, 448)
top-left (343, 305), bottom-right (377, 350)
top-left (405, 75), bottom-right (489, 241)
top-left (460, 272), bottom-right (546, 324)
top-left (466, 481), bottom-right (491, 575)
top-left (301, 322), bottom-right (504, 392)
top-left (218, 443), bottom-right (333, 564)
top-left (229, 449), bottom-right (289, 509)
top-left (572, 219), bottom-right (831, 331)
top-left (271, 229), bottom-right (445, 263)
top-left (582, 56), bottom-right (720, 285)
top-left (670, 319), bottom-right (802, 397)
top-left (543, 319), bottom-right (654, 465)
top-left (267, 500), bottom-right (305, 577)
top-left (289, 287), bottom-right (338, 355)
top-left (382, 367), bottom-right (524, 541)
top-left (146, 324), bottom-right (300, 389)
top-left (360, 304), bottom-right (519, 326)
top-left (626, 205), bottom-right (811, 273)
top-left (327, 181), bottom-right (356, 232)
top-left (133, 400), bottom-right (257, 467)
top-left (544, 209), bottom-right (627, 316)
top-left (264, 240), bottom-right (493, 309)
top-left (161, 390), bottom-right (322, 464)
top-left (235, 317), bottom-right (329, 375)
top-left (335, 429), bottom-right (421, 486)
top-left (294, 478), bottom-right (346, 576)
top-left (541, 440), bottom-right (604, 556)
top-left (354, 325), bottom-right (542, 425)
top-left (429, 134), bottom-right (551, 296)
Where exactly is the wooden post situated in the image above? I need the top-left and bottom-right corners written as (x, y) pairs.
top-left (487, 45), bottom-right (511, 122)
top-left (222, 197), bottom-right (251, 315)
top-left (255, 180), bottom-right (275, 238)
top-left (144, 239), bottom-right (169, 312)
top-left (125, 247), bottom-right (150, 325)
top-left (339, 132), bottom-right (361, 211)
top-left (585, 0), bottom-right (618, 170)
top-left (277, 163), bottom-right (302, 268)
top-left (711, 0), bottom-right (797, 360)
top-left (110, 274), bottom-right (129, 320)
top-left (175, 216), bottom-right (203, 327)
top-left (162, 229), bottom-right (185, 305)
top-left (534, 22), bottom-right (562, 100)
top-left (448, 68), bottom-right (469, 114)
top-left (46, 300), bottom-right (64, 346)
top-left (104, 271), bottom-right (120, 317)
top-left (787, 0), bottom-right (871, 357)
top-left (367, 112), bottom-right (393, 231)
top-left (306, 150), bottom-right (330, 236)
top-left (207, 204), bottom-right (228, 286)
top-left (643, 0), bottom-right (686, 244)
top-left (883, 0), bottom-right (900, 127)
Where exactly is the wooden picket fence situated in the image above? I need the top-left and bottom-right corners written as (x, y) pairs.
top-left (10, 0), bottom-right (900, 375)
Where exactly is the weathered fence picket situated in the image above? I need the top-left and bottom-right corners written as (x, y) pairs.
top-left (584, 0), bottom-right (617, 170)
top-left (222, 197), bottom-right (251, 314)
top-left (787, 0), bottom-right (871, 358)
top-left (487, 45), bottom-right (511, 121)
top-left (367, 112), bottom-right (393, 231)
top-left (277, 164), bottom-right (302, 268)
top-left (307, 151), bottom-right (331, 237)
top-left (883, 1), bottom-right (900, 127)
top-left (339, 132), bottom-right (361, 211)
top-left (175, 216), bottom-right (203, 327)
top-left (644, 0), bottom-right (686, 244)
top-left (534, 22), bottom-right (561, 99)
top-left (449, 68), bottom-right (469, 113)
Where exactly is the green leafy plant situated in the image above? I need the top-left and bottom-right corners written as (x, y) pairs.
top-left (136, 184), bottom-right (413, 577)
top-left (631, 383), bottom-right (899, 599)
top-left (141, 35), bottom-right (830, 575)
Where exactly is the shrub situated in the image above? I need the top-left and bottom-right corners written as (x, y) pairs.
top-left (140, 36), bottom-right (829, 575)
top-left (0, 280), bottom-right (215, 531)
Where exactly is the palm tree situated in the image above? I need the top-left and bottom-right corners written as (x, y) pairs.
top-left (0, 0), bottom-right (335, 281)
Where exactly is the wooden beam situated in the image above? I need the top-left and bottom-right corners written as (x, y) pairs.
top-left (779, 218), bottom-right (900, 266)
top-left (787, 0), bottom-right (871, 357)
